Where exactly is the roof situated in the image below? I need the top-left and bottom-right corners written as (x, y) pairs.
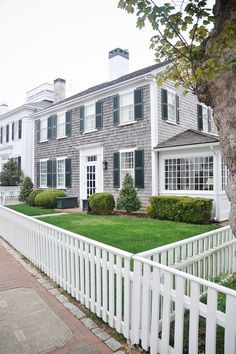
top-left (155, 129), bottom-right (219, 149)
top-left (49, 61), bottom-right (168, 108)
top-left (25, 100), bottom-right (53, 109)
top-left (0, 100), bottom-right (53, 120)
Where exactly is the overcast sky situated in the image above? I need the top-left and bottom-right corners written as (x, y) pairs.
top-left (0, 0), bottom-right (157, 109)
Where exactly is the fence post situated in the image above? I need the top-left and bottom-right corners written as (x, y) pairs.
top-left (131, 257), bottom-right (142, 345)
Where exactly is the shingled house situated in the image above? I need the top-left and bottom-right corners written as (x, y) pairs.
top-left (32, 48), bottom-right (230, 221)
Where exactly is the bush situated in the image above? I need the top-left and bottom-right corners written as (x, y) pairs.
top-left (35, 190), bottom-right (66, 209)
top-left (19, 177), bottom-right (33, 202)
top-left (28, 189), bottom-right (43, 206)
top-left (147, 196), bottom-right (213, 224)
top-left (88, 193), bottom-right (115, 215)
top-left (116, 173), bottom-right (141, 213)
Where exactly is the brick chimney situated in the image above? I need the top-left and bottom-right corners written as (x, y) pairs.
top-left (109, 48), bottom-right (129, 81)
top-left (54, 78), bottom-right (66, 103)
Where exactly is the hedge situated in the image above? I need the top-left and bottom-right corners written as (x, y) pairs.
top-left (35, 190), bottom-right (66, 209)
top-left (147, 196), bottom-right (213, 224)
top-left (88, 193), bottom-right (115, 215)
top-left (28, 189), bottom-right (43, 206)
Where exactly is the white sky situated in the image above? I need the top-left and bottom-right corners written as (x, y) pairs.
top-left (0, 0), bottom-right (156, 109)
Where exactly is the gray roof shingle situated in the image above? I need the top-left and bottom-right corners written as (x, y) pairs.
top-left (155, 129), bottom-right (219, 149)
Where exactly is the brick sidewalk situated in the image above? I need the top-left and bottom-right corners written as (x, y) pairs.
top-left (0, 241), bottom-right (113, 354)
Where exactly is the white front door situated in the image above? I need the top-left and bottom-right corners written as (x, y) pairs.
top-left (79, 145), bottom-right (103, 204)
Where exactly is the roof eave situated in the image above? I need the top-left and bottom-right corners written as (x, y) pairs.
top-left (154, 141), bottom-right (219, 152)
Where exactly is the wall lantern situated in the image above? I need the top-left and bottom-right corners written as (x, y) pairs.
top-left (102, 160), bottom-right (108, 170)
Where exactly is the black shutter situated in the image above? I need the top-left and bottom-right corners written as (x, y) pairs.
top-left (96, 101), bottom-right (103, 129)
top-left (17, 156), bottom-right (21, 171)
top-left (161, 89), bottom-right (168, 120)
top-left (12, 122), bottom-right (14, 141)
top-left (36, 161), bottom-right (40, 187)
top-left (134, 88), bottom-right (143, 120)
top-left (47, 160), bottom-right (52, 187)
top-left (66, 110), bottom-right (72, 136)
top-left (52, 160), bottom-right (57, 187)
top-left (65, 158), bottom-right (72, 188)
top-left (18, 119), bottom-right (22, 139)
top-left (113, 152), bottom-right (120, 188)
top-left (53, 115), bottom-right (57, 138)
top-left (0, 127), bottom-right (3, 144)
top-left (113, 95), bottom-right (120, 125)
top-left (79, 106), bottom-right (84, 133)
top-left (36, 120), bottom-right (41, 142)
top-left (197, 104), bottom-right (203, 131)
top-left (208, 108), bottom-right (212, 132)
top-left (6, 124), bottom-right (9, 142)
top-left (135, 150), bottom-right (144, 188)
top-left (176, 95), bottom-right (180, 124)
top-left (47, 116), bottom-right (53, 140)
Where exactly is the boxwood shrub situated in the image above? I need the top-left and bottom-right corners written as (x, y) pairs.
top-left (28, 189), bottom-right (43, 206)
top-left (147, 196), bottom-right (213, 224)
top-left (35, 190), bottom-right (66, 209)
top-left (88, 193), bottom-right (115, 215)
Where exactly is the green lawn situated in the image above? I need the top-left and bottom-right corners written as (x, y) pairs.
top-left (41, 213), bottom-right (219, 254)
top-left (7, 204), bottom-right (60, 216)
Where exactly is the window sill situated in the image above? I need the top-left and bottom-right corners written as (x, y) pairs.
top-left (82, 129), bottom-right (98, 135)
top-left (118, 120), bottom-right (137, 127)
top-left (39, 139), bottom-right (49, 143)
top-left (56, 136), bottom-right (67, 140)
top-left (56, 187), bottom-right (67, 190)
top-left (39, 186), bottom-right (48, 189)
top-left (164, 120), bottom-right (179, 126)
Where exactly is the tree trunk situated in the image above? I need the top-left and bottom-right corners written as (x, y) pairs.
top-left (195, 0), bottom-right (236, 234)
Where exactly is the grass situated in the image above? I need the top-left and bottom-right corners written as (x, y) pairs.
top-left (40, 213), bottom-right (219, 253)
top-left (7, 204), bottom-right (59, 216)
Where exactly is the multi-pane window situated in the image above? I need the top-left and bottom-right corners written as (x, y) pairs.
top-left (167, 92), bottom-right (177, 123)
top-left (202, 106), bottom-right (209, 132)
top-left (57, 113), bottom-right (66, 138)
top-left (120, 151), bottom-right (134, 184)
top-left (40, 119), bottom-right (47, 141)
top-left (120, 92), bottom-right (134, 124)
top-left (57, 159), bottom-right (65, 188)
top-left (87, 155), bottom-right (97, 162)
top-left (221, 159), bottom-right (230, 190)
top-left (84, 104), bottom-right (95, 132)
top-left (165, 156), bottom-right (214, 191)
top-left (40, 161), bottom-right (47, 187)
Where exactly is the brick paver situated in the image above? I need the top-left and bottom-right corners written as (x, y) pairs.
top-left (0, 241), bottom-right (113, 354)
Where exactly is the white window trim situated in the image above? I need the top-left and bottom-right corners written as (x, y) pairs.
top-left (39, 159), bottom-right (48, 188)
top-left (84, 103), bottom-right (96, 133)
top-left (56, 157), bottom-right (67, 189)
top-left (57, 112), bottom-right (66, 139)
top-left (119, 149), bottom-right (136, 187)
top-left (40, 118), bottom-right (48, 143)
top-left (167, 89), bottom-right (177, 124)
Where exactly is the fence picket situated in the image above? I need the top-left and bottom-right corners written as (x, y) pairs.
top-left (189, 282), bottom-right (200, 354)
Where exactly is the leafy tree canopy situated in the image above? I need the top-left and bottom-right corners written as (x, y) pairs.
top-left (0, 159), bottom-right (22, 186)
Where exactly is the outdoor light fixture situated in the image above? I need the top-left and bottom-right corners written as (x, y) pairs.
top-left (102, 160), bottom-right (108, 170)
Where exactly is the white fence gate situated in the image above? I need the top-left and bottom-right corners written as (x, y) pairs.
top-left (0, 186), bottom-right (20, 205)
top-left (0, 205), bottom-right (236, 353)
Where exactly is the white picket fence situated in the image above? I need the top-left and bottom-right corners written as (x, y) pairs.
top-left (0, 205), bottom-right (236, 353)
top-left (0, 186), bottom-right (20, 205)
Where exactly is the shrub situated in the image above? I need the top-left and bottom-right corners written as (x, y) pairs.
top-left (28, 189), bottom-right (43, 206)
top-left (147, 196), bottom-right (213, 224)
top-left (35, 190), bottom-right (66, 209)
top-left (116, 173), bottom-right (141, 213)
top-left (19, 177), bottom-right (33, 202)
top-left (88, 193), bottom-right (115, 215)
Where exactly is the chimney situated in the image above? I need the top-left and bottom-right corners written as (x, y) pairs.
top-left (0, 102), bottom-right (9, 116)
top-left (54, 78), bottom-right (66, 103)
top-left (108, 48), bottom-right (129, 81)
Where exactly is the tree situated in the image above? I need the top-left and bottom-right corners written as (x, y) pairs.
top-left (118, 0), bottom-right (236, 233)
top-left (117, 173), bottom-right (141, 212)
top-left (0, 159), bottom-right (22, 186)
top-left (19, 177), bottom-right (33, 202)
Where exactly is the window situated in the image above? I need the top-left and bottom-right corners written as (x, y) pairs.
top-left (164, 156), bottom-right (214, 191)
top-left (197, 104), bottom-right (211, 132)
top-left (6, 125), bottom-right (9, 143)
top-left (221, 159), bottom-right (230, 190)
top-left (87, 155), bottom-right (97, 162)
top-left (84, 104), bottom-right (95, 132)
top-left (40, 160), bottom-right (47, 187)
top-left (120, 151), bottom-right (134, 184)
top-left (14, 121), bottom-right (18, 140)
top-left (57, 113), bottom-right (66, 138)
top-left (161, 89), bottom-right (179, 124)
top-left (0, 127), bottom-right (3, 144)
top-left (57, 159), bottom-right (65, 188)
top-left (120, 92), bottom-right (134, 124)
top-left (40, 119), bottom-right (47, 141)
top-left (18, 119), bottom-right (22, 139)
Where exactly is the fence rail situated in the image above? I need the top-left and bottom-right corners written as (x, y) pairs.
top-left (0, 205), bottom-right (236, 353)
top-left (0, 186), bottom-right (20, 205)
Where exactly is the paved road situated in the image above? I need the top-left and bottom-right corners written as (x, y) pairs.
top-left (0, 240), bottom-right (113, 354)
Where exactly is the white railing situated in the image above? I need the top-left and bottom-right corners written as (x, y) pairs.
top-left (0, 206), bottom-right (133, 339)
top-left (0, 186), bottom-right (20, 205)
top-left (131, 255), bottom-right (236, 354)
top-left (0, 205), bottom-right (236, 353)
